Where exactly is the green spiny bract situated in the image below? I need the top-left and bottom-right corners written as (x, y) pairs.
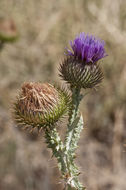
top-left (59, 57), bottom-right (103, 89)
top-left (14, 82), bottom-right (70, 130)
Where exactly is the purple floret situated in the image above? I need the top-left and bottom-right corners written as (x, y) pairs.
top-left (66, 33), bottom-right (107, 64)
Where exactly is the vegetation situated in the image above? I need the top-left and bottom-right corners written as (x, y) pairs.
top-left (0, 0), bottom-right (126, 189)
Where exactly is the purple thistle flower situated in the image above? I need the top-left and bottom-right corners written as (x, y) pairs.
top-left (66, 33), bottom-right (107, 64)
top-left (59, 32), bottom-right (107, 89)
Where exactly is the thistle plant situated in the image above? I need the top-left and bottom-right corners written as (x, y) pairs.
top-left (0, 18), bottom-right (18, 50)
top-left (13, 32), bottom-right (107, 190)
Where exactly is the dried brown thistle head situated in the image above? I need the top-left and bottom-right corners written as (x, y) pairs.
top-left (14, 82), bottom-right (70, 129)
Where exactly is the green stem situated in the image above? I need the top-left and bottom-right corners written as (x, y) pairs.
top-left (44, 126), bottom-right (68, 175)
top-left (44, 87), bottom-right (86, 189)
top-left (63, 87), bottom-right (85, 189)
top-left (69, 87), bottom-right (81, 124)
top-left (65, 87), bottom-right (82, 153)
top-left (44, 125), bottom-right (85, 190)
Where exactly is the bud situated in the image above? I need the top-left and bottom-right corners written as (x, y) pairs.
top-left (59, 33), bottom-right (107, 89)
top-left (0, 18), bottom-right (18, 43)
top-left (14, 82), bottom-right (70, 129)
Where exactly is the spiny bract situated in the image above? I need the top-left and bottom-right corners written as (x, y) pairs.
top-left (14, 82), bottom-right (70, 130)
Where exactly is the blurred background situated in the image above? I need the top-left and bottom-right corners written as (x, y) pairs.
top-left (0, 0), bottom-right (126, 189)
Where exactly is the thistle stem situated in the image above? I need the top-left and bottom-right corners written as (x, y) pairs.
top-left (69, 87), bottom-right (81, 124)
top-left (44, 127), bottom-right (69, 175)
top-left (63, 87), bottom-right (85, 189)
top-left (44, 87), bottom-right (85, 189)
top-left (44, 124), bottom-right (85, 189)
top-left (65, 87), bottom-right (82, 153)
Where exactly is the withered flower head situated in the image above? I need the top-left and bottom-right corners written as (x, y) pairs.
top-left (0, 18), bottom-right (18, 43)
top-left (59, 33), bottom-right (107, 89)
top-left (14, 82), bottom-right (70, 129)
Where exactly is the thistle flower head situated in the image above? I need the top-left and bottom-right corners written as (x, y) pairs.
top-left (66, 32), bottom-right (107, 64)
top-left (60, 33), bottom-right (107, 89)
top-left (14, 82), bottom-right (70, 129)
top-left (0, 18), bottom-right (18, 43)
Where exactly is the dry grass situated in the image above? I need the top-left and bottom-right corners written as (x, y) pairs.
top-left (0, 0), bottom-right (126, 189)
